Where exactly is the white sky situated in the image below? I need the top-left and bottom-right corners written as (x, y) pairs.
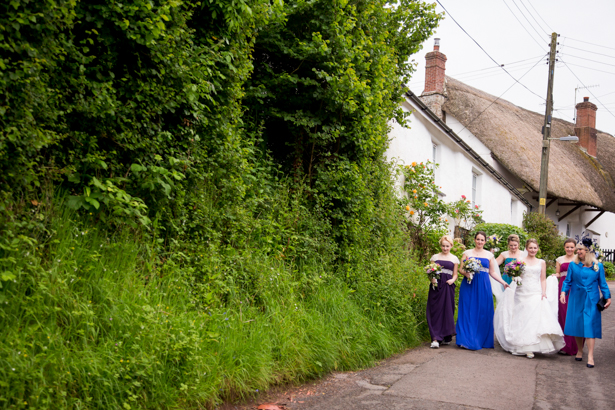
top-left (408, 0), bottom-right (615, 135)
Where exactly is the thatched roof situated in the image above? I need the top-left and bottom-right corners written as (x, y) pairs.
top-left (441, 76), bottom-right (615, 213)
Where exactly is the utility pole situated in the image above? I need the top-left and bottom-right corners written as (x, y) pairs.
top-left (538, 33), bottom-right (558, 215)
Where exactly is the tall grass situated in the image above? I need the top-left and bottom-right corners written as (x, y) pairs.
top-left (0, 194), bottom-right (428, 409)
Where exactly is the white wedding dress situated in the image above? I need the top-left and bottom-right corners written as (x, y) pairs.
top-left (494, 262), bottom-right (565, 354)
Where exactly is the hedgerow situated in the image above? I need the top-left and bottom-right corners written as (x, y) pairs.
top-left (0, 0), bottom-right (441, 408)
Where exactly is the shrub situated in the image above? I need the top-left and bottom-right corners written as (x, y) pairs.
top-left (468, 223), bottom-right (528, 258)
top-left (400, 162), bottom-right (449, 260)
top-left (603, 261), bottom-right (615, 279)
top-left (522, 212), bottom-right (564, 263)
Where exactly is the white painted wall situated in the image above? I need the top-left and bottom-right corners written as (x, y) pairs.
top-left (386, 98), bottom-right (529, 235)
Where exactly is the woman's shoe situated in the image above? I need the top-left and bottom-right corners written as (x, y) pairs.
top-left (575, 357), bottom-right (583, 361)
top-left (526, 353), bottom-right (535, 359)
top-left (441, 341), bottom-right (451, 345)
top-left (430, 341), bottom-right (439, 349)
top-left (587, 363), bottom-right (595, 368)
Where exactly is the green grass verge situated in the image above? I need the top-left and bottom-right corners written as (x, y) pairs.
top-left (0, 207), bottom-right (428, 409)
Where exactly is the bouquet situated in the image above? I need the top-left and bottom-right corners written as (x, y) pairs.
top-left (485, 234), bottom-right (500, 253)
top-left (461, 257), bottom-right (483, 284)
top-left (504, 260), bottom-right (526, 286)
top-left (424, 262), bottom-right (443, 290)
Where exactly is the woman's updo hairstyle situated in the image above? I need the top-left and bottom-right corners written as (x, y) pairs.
top-left (474, 231), bottom-right (487, 241)
top-left (507, 234), bottom-right (520, 244)
top-left (439, 235), bottom-right (454, 247)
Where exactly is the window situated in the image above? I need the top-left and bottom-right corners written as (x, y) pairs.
top-left (566, 223), bottom-right (571, 238)
top-left (472, 173), bottom-right (478, 207)
top-left (511, 200), bottom-right (514, 219)
top-left (432, 143), bottom-right (437, 165)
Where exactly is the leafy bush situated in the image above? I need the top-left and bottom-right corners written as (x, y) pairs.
top-left (522, 212), bottom-right (564, 263)
top-left (400, 162), bottom-right (449, 259)
top-left (468, 223), bottom-right (528, 258)
top-left (603, 261), bottom-right (615, 279)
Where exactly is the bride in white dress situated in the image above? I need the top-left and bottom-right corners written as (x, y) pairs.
top-left (494, 239), bottom-right (565, 358)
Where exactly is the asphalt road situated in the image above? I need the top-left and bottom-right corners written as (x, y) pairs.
top-left (250, 282), bottom-right (615, 410)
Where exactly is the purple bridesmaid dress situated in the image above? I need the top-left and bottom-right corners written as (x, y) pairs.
top-left (558, 262), bottom-right (578, 355)
top-left (426, 260), bottom-right (456, 343)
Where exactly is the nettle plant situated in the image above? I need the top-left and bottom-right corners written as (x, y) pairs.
top-left (401, 161), bottom-right (448, 257)
top-left (449, 195), bottom-right (483, 231)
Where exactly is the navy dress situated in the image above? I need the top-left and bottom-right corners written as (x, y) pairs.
top-left (456, 256), bottom-right (494, 350)
top-left (426, 259), bottom-right (457, 342)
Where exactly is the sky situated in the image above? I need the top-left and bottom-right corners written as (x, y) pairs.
top-left (407, 0), bottom-right (615, 136)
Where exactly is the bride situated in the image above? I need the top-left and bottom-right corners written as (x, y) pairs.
top-left (494, 238), bottom-right (565, 358)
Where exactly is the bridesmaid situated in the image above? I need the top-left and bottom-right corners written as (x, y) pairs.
top-left (457, 231), bottom-right (510, 350)
top-left (495, 234), bottom-right (526, 286)
top-left (427, 235), bottom-right (459, 349)
top-left (560, 238), bottom-right (612, 368)
top-left (554, 238), bottom-right (578, 356)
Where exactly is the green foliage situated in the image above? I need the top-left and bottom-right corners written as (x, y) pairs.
top-left (468, 223), bottom-right (528, 258)
top-left (450, 239), bottom-right (467, 261)
top-left (0, 0), bottom-right (443, 408)
top-left (448, 195), bottom-right (483, 231)
top-left (603, 261), bottom-right (615, 279)
top-left (400, 162), bottom-right (449, 258)
top-left (522, 212), bottom-right (564, 263)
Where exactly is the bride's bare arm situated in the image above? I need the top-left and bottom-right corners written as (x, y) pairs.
top-left (540, 260), bottom-right (547, 298)
top-left (488, 254), bottom-right (509, 287)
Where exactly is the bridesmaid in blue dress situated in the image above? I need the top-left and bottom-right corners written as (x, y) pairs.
top-left (457, 231), bottom-right (510, 350)
top-left (560, 238), bottom-right (611, 368)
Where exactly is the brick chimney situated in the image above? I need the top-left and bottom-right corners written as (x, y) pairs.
top-left (420, 38), bottom-right (447, 120)
top-left (575, 97), bottom-right (598, 157)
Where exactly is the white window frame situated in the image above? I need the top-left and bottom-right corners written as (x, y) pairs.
top-left (566, 223), bottom-right (571, 238)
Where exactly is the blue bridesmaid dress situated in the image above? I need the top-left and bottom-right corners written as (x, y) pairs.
top-left (456, 257), bottom-right (494, 350)
top-left (561, 262), bottom-right (611, 338)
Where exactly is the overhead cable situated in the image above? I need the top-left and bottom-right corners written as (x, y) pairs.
top-left (560, 58), bottom-right (615, 121)
top-left (453, 53), bottom-right (548, 136)
top-left (436, 0), bottom-right (546, 102)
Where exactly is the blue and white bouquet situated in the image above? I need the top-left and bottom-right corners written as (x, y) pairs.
top-left (461, 257), bottom-right (483, 285)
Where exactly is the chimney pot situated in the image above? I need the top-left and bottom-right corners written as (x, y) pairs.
top-left (434, 38), bottom-right (440, 50)
top-left (584, 96), bottom-right (589, 102)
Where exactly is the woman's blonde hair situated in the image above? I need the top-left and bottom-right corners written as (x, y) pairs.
top-left (439, 235), bottom-right (454, 247)
top-left (575, 242), bottom-right (597, 267)
top-left (507, 234), bottom-right (520, 244)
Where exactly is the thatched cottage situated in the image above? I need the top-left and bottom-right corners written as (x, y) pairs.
top-left (388, 39), bottom-right (615, 249)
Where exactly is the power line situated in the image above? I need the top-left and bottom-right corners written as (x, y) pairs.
top-left (518, 0), bottom-right (550, 37)
top-left (559, 62), bottom-right (615, 76)
top-left (560, 58), bottom-right (615, 121)
top-left (502, 0), bottom-right (546, 50)
top-left (525, 0), bottom-right (554, 33)
top-left (563, 36), bottom-right (615, 52)
top-left (436, 0), bottom-right (546, 102)
top-left (406, 55), bottom-right (546, 87)
top-left (560, 53), bottom-right (615, 68)
top-left (510, 0), bottom-right (549, 43)
top-left (561, 44), bottom-right (615, 60)
top-left (453, 54), bottom-right (547, 136)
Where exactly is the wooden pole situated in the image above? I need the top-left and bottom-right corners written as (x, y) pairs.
top-left (538, 33), bottom-right (558, 214)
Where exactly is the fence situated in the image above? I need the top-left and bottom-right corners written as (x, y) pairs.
top-left (603, 249), bottom-right (615, 263)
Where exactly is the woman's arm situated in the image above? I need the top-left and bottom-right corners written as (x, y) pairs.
top-left (554, 260), bottom-right (561, 278)
top-left (459, 252), bottom-right (469, 278)
top-left (488, 255), bottom-right (508, 287)
top-left (495, 252), bottom-right (506, 267)
top-left (447, 262), bottom-right (459, 285)
top-left (597, 263), bottom-right (612, 309)
top-left (560, 263), bottom-right (574, 303)
top-left (540, 260), bottom-right (547, 299)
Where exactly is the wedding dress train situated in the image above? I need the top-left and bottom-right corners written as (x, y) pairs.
top-left (494, 263), bottom-right (565, 354)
